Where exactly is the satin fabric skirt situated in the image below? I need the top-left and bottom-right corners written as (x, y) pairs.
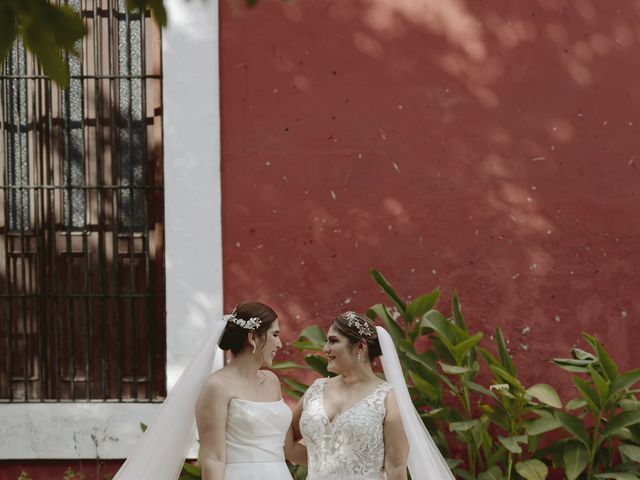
top-left (224, 460), bottom-right (292, 479)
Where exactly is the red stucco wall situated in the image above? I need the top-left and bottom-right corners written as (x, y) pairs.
top-left (220, 0), bottom-right (640, 395)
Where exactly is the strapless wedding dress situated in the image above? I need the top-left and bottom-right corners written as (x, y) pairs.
top-left (224, 398), bottom-right (293, 479)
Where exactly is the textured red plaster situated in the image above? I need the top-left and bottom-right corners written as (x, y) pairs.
top-left (220, 0), bottom-right (640, 397)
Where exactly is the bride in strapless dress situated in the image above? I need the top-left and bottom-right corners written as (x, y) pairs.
top-left (196, 302), bottom-right (306, 479)
top-left (111, 301), bottom-right (304, 480)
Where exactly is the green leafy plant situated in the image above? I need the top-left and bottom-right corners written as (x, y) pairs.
top-left (0, 0), bottom-right (286, 86)
top-left (278, 268), bottom-right (640, 480)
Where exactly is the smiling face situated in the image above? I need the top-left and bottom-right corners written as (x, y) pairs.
top-left (255, 319), bottom-right (282, 368)
top-left (323, 324), bottom-right (360, 374)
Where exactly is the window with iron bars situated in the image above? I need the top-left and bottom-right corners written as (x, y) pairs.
top-left (0, 0), bottom-right (166, 402)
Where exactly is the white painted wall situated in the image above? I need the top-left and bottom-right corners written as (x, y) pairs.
top-left (0, 0), bottom-right (221, 459)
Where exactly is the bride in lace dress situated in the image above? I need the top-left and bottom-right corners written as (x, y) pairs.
top-left (293, 312), bottom-right (409, 480)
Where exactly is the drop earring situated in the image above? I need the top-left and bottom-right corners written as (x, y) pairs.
top-left (252, 344), bottom-right (257, 354)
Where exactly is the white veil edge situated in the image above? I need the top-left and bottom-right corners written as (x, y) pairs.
top-left (113, 321), bottom-right (226, 480)
top-left (377, 326), bottom-right (456, 480)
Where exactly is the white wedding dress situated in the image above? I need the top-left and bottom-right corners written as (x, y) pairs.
top-left (299, 378), bottom-right (393, 480)
top-left (224, 398), bottom-right (293, 479)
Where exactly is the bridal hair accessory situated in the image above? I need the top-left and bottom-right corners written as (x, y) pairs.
top-left (223, 309), bottom-right (261, 330)
top-left (343, 311), bottom-right (375, 337)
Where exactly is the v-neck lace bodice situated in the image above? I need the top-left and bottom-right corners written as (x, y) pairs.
top-left (300, 378), bottom-right (392, 480)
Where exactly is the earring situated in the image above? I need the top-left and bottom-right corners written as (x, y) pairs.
top-left (357, 351), bottom-right (362, 361)
top-left (252, 344), bottom-right (257, 354)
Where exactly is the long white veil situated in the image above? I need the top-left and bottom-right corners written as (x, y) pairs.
top-left (377, 326), bottom-right (456, 480)
top-left (112, 320), bottom-right (226, 480)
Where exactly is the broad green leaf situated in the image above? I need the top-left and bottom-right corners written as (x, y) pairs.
top-left (620, 398), bottom-right (640, 411)
top-left (451, 292), bottom-right (468, 330)
top-left (612, 428), bottom-right (633, 440)
top-left (449, 420), bottom-right (479, 432)
top-left (463, 380), bottom-right (498, 400)
top-left (498, 435), bottom-right (525, 453)
top-left (421, 310), bottom-right (456, 351)
top-left (572, 347), bottom-right (597, 361)
top-left (452, 332), bottom-right (483, 364)
top-left (582, 333), bottom-right (619, 380)
top-left (495, 327), bottom-right (517, 376)
top-left (555, 411), bottom-right (589, 446)
top-left (478, 466), bottom-right (503, 480)
top-left (601, 411), bottom-right (640, 440)
top-left (489, 365), bottom-right (524, 392)
top-left (563, 440), bottom-right (588, 480)
top-left (409, 372), bottom-right (439, 401)
top-left (406, 289), bottom-right (439, 319)
top-left (291, 339), bottom-right (323, 351)
top-left (573, 376), bottom-right (601, 413)
top-left (527, 417), bottom-right (563, 436)
top-left (298, 325), bottom-right (327, 347)
top-left (515, 459), bottom-right (548, 480)
top-left (22, 23), bottom-right (70, 85)
top-left (610, 369), bottom-right (640, 399)
top-left (566, 398), bottom-right (587, 410)
top-left (304, 355), bottom-right (330, 377)
top-left (594, 473), bottom-right (640, 480)
top-left (589, 364), bottom-right (610, 401)
top-left (182, 463), bottom-right (201, 476)
top-left (0, 6), bottom-right (17, 62)
top-left (270, 360), bottom-right (306, 370)
top-left (281, 377), bottom-right (308, 394)
top-left (527, 383), bottom-right (563, 408)
top-left (440, 363), bottom-right (471, 375)
top-left (369, 269), bottom-right (407, 312)
top-left (619, 444), bottom-right (640, 462)
top-left (367, 304), bottom-right (405, 344)
top-left (553, 358), bottom-right (591, 373)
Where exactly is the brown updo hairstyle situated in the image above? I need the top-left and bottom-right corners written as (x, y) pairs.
top-left (219, 301), bottom-right (278, 355)
top-left (332, 311), bottom-right (382, 362)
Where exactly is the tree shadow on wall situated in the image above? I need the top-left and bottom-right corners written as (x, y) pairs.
top-left (220, 0), bottom-right (640, 385)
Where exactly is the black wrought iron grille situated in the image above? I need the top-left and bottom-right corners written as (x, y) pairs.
top-left (0, 0), bottom-right (165, 402)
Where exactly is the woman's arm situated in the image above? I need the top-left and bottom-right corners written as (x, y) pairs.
top-left (283, 386), bottom-right (307, 465)
top-left (383, 391), bottom-right (409, 480)
top-left (290, 397), bottom-right (304, 441)
top-left (195, 375), bottom-right (229, 480)
top-left (284, 424), bottom-right (307, 466)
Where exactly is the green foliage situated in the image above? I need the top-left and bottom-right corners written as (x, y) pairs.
top-left (0, 0), bottom-right (288, 87)
top-left (279, 268), bottom-right (640, 480)
top-left (132, 269), bottom-right (640, 480)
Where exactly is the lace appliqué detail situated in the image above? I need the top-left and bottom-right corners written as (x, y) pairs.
top-left (300, 378), bottom-right (392, 480)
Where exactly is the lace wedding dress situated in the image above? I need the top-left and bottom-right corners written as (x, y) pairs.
top-left (299, 378), bottom-right (393, 480)
top-left (224, 398), bottom-right (293, 479)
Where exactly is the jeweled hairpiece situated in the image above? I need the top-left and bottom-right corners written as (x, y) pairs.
top-left (223, 309), bottom-right (261, 330)
top-left (343, 311), bottom-right (375, 337)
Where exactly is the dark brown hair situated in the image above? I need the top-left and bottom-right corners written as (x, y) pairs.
top-left (332, 311), bottom-right (382, 362)
top-left (219, 301), bottom-right (278, 355)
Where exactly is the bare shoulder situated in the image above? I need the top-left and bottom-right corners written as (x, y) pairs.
top-left (261, 369), bottom-right (280, 383)
top-left (261, 369), bottom-right (282, 393)
top-left (198, 369), bottom-right (233, 403)
top-left (384, 389), bottom-right (400, 415)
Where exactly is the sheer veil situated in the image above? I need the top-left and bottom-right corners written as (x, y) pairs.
top-left (112, 320), bottom-right (226, 480)
top-left (377, 326), bottom-right (456, 480)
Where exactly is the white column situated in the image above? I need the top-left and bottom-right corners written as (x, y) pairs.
top-left (0, 0), bottom-right (221, 459)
